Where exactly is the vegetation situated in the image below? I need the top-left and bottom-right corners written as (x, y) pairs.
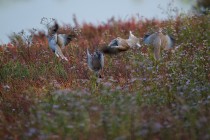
top-left (0, 11), bottom-right (209, 140)
top-left (193, 0), bottom-right (210, 14)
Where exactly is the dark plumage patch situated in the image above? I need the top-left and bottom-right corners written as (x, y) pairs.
top-left (110, 39), bottom-right (119, 46)
top-left (52, 22), bottom-right (59, 34)
top-left (48, 22), bottom-right (59, 36)
top-left (98, 74), bottom-right (102, 78)
top-left (67, 34), bottom-right (76, 42)
top-left (169, 35), bottom-right (175, 44)
top-left (96, 50), bottom-right (103, 60)
top-left (143, 33), bottom-right (151, 41)
top-left (100, 46), bottom-right (119, 54)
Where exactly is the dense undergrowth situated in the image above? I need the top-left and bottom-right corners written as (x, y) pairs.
top-left (0, 12), bottom-right (210, 139)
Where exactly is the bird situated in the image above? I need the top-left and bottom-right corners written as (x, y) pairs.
top-left (100, 31), bottom-right (141, 54)
top-left (47, 22), bottom-right (76, 61)
top-left (87, 48), bottom-right (104, 78)
top-left (143, 28), bottom-right (175, 60)
top-left (47, 34), bottom-right (68, 61)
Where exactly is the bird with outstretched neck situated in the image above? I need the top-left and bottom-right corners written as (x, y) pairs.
top-left (100, 31), bottom-right (141, 55)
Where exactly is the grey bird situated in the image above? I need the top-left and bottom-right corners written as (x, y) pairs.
top-left (101, 31), bottom-right (141, 54)
top-left (87, 48), bottom-right (104, 78)
top-left (47, 22), bottom-right (76, 61)
top-left (143, 28), bottom-right (175, 60)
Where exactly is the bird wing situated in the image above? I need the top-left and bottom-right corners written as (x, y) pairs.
top-left (57, 34), bottom-right (65, 48)
top-left (48, 36), bottom-right (57, 52)
top-left (143, 33), bottom-right (157, 45)
top-left (55, 45), bottom-right (68, 61)
top-left (114, 45), bottom-right (130, 51)
top-left (101, 38), bottom-right (130, 54)
top-left (87, 48), bottom-right (93, 70)
top-left (165, 35), bottom-right (175, 49)
top-left (57, 34), bottom-right (76, 49)
top-left (66, 34), bottom-right (76, 43)
top-left (117, 39), bottom-right (130, 50)
top-left (100, 44), bottom-right (129, 54)
top-left (108, 38), bottom-right (119, 46)
top-left (100, 45), bottom-right (119, 54)
top-left (99, 52), bottom-right (104, 68)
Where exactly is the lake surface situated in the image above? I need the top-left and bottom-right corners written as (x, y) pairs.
top-left (0, 0), bottom-right (195, 44)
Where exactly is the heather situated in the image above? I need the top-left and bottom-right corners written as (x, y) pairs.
top-left (0, 12), bottom-right (209, 139)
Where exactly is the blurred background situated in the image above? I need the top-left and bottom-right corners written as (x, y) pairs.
top-left (0, 0), bottom-right (208, 44)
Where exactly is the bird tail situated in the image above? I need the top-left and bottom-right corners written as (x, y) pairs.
top-left (95, 71), bottom-right (102, 78)
top-left (154, 45), bottom-right (161, 60)
top-left (100, 45), bottom-right (121, 54)
top-left (98, 73), bottom-right (102, 78)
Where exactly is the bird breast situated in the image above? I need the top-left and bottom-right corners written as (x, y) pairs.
top-left (91, 57), bottom-right (102, 71)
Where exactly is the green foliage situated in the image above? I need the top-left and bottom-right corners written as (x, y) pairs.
top-left (0, 61), bottom-right (30, 82)
top-left (53, 61), bottom-right (68, 79)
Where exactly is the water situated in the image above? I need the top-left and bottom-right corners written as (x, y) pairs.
top-left (0, 0), bottom-right (194, 44)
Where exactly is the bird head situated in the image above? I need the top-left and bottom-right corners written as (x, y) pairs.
top-left (128, 31), bottom-right (141, 48)
top-left (48, 21), bottom-right (59, 36)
